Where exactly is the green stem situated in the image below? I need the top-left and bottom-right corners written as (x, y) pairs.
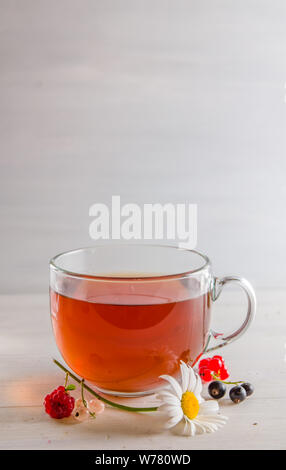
top-left (211, 373), bottom-right (244, 385)
top-left (64, 372), bottom-right (69, 389)
top-left (53, 359), bottom-right (158, 413)
top-left (81, 378), bottom-right (95, 418)
top-left (81, 379), bottom-right (88, 408)
top-left (220, 380), bottom-right (244, 385)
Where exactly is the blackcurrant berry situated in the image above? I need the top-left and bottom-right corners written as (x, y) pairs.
top-left (241, 382), bottom-right (254, 397)
top-left (208, 381), bottom-right (226, 399)
top-left (229, 385), bottom-right (247, 404)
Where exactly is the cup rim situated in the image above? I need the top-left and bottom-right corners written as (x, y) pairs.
top-left (49, 244), bottom-right (211, 282)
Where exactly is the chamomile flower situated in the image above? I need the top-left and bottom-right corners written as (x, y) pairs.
top-left (158, 361), bottom-right (228, 436)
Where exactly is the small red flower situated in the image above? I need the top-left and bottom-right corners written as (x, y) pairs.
top-left (44, 386), bottom-right (75, 419)
top-left (219, 367), bottom-right (230, 381)
top-left (198, 355), bottom-right (230, 382)
top-left (199, 367), bottom-right (213, 382)
top-left (198, 358), bottom-right (211, 369)
top-left (209, 357), bottom-right (223, 372)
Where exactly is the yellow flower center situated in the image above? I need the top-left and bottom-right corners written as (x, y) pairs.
top-left (181, 391), bottom-right (200, 420)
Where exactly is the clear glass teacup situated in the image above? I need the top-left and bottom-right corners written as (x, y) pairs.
top-left (50, 244), bottom-right (256, 396)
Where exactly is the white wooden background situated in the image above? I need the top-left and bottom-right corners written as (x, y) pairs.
top-left (0, 290), bottom-right (285, 450)
top-left (0, 0), bottom-right (285, 293)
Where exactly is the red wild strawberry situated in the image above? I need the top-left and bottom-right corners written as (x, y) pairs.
top-left (44, 385), bottom-right (75, 419)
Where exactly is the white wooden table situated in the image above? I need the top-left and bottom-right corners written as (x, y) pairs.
top-left (0, 290), bottom-right (285, 450)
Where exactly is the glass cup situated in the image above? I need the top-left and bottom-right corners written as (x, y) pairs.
top-left (50, 244), bottom-right (256, 396)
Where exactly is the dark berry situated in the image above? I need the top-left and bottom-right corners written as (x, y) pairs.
top-left (208, 381), bottom-right (226, 399)
top-left (199, 367), bottom-right (213, 382)
top-left (241, 382), bottom-right (254, 397)
top-left (44, 385), bottom-right (75, 419)
top-left (229, 385), bottom-right (247, 404)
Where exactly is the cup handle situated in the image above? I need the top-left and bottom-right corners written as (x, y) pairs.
top-left (206, 276), bottom-right (256, 352)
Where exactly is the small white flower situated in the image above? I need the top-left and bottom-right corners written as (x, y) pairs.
top-left (157, 361), bottom-right (228, 436)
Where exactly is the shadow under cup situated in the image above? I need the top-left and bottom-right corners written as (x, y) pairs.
top-left (50, 245), bottom-right (213, 396)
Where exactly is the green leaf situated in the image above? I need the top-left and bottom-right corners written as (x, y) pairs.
top-left (65, 384), bottom-right (76, 391)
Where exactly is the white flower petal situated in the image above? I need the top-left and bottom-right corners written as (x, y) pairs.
top-left (197, 416), bottom-right (227, 433)
top-left (198, 414), bottom-right (228, 425)
top-left (192, 419), bottom-right (207, 434)
top-left (217, 415), bottom-right (228, 423)
top-left (165, 409), bottom-right (183, 429)
top-left (187, 366), bottom-right (196, 392)
top-left (183, 418), bottom-right (199, 437)
top-left (182, 418), bottom-right (196, 436)
top-left (157, 392), bottom-right (181, 407)
top-left (197, 420), bottom-right (218, 433)
top-left (183, 420), bottom-right (191, 435)
top-left (179, 412), bottom-right (227, 437)
top-left (160, 403), bottom-right (181, 415)
top-left (193, 372), bottom-right (203, 398)
top-left (160, 374), bottom-right (182, 400)
top-left (190, 421), bottom-right (196, 436)
top-left (180, 361), bottom-right (189, 393)
top-left (199, 400), bottom-right (219, 415)
top-left (207, 422), bottom-right (218, 432)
